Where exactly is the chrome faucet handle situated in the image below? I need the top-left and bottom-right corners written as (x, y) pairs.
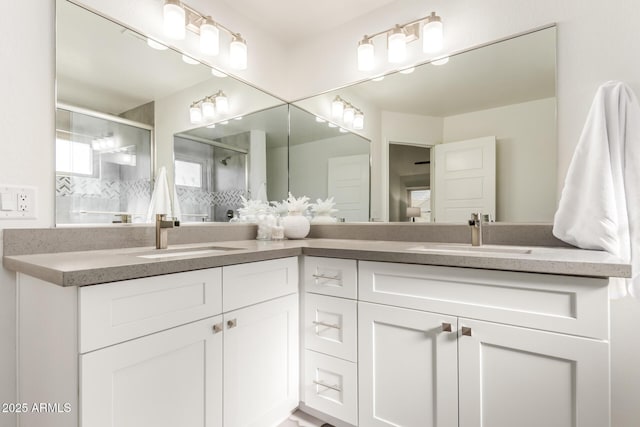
top-left (469, 212), bottom-right (481, 225)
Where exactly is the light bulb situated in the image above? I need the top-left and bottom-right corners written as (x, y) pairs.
top-left (200, 18), bottom-right (220, 56)
top-left (432, 56), bottom-right (449, 65)
top-left (211, 68), bottom-right (227, 78)
top-left (353, 111), bottom-right (364, 130)
top-left (215, 92), bottom-right (229, 114)
top-left (163, 0), bottom-right (185, 40)
top-left (357, 38), bottom-right (374, 71)
top-left (147, 38), bottom-right (168, 50)
top-left (201, 97), bottom-right (215, 121)
top-left (189, 103), bottom-right (202, 124)
top-left (423, 13), bottom-right (443, 53)
top-left (388, 26), bottom-right (406, 63)
top-left (343, 105), bottom-right (355, 123)
top-left (182, 54), bottom-right (199, 65)
top-left (230, 34), bottom-right (247, 70)
top-left (331, 97), bottom-right (344, 119)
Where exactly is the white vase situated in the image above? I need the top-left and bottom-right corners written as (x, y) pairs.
top-left (282, 211), bottom-right (310, 239)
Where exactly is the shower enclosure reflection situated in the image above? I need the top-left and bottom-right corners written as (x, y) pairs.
top-left (173, 104), bottom-right (289, 223)
top-left (174, 135), bottom-right (248, 222)
top-left (55, 106), bottom-right (153, 224)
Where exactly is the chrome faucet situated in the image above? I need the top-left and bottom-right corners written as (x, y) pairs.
top-left (468, 212), bottom-right (482, 246)
top-left (156, 214), bottom-right (180, 249)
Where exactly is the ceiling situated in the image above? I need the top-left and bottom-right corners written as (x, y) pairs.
top-left (218, 0), bottom-right (397, 44)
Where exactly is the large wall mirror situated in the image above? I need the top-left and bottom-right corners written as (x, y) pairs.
top-left (293, 26), bottom-right (557, 223)
top-left (55, 0), bottom-right (286, 225)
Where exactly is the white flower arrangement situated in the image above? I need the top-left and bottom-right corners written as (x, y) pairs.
top-left (310, 197), bottom-right (339, 223)
top-left (311, 197), bottom-right (338, 216)
top-left (284, 192), bottom-right (310, 214)
top-left (238, 196), bottom-right (272, 222)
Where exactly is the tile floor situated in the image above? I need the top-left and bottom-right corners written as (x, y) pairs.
top-left (277, 410), bottom-right (333, 427)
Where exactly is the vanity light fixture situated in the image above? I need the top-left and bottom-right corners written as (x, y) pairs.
top-left (162, 0), bottom-right (248, 70)
top-left (163, 0), bottom-right (186, 40)
top-left (188, 90), bottom-right (229, 124)
top-left (357, 38), bottom-right (375, 71)
top-left (329, 96), bottom-right (365, 130)
top-left (189, 102), bottom-right (203, 124)
top-left (201, 97), bottom-right (215, 121)
top-left (199, 17), bottom-right (219, 55)
top-left (357, 11), bottom-right (443, 71)
top-left (229, 34), bottom-right (248, 70)
top-left (331, 96), bottom-right (345, 119)
top-left (353, 111), bottom-right (365, 130)
top-left (387, 25), bottom-right (407, 63)
top-left (422, 12), bottom-right (444, 54)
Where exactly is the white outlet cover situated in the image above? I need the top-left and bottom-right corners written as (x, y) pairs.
top-left (0, 185), bottom-right (37, 219)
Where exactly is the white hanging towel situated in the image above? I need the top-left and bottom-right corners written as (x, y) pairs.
top-left (553, 81), bottom-right (640, 298)
top-left (146, 166), bottom-right (173, 223)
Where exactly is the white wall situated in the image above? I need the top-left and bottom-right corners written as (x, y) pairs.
top-left (442, 98), bottom-right (557, 222)
top-left (289, 135), bottom-right (371, 202)
top-left (0, 1), bottom-right (55, 426)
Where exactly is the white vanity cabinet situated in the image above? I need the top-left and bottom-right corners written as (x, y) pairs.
top-left (357, 261), bottom-right (611, 427)
top-left (223, 258), bottom-right (300, 427)
top-left (301, 256), bottom-right (359, 426)
top-left (17, 257), bottom-right (299, 427)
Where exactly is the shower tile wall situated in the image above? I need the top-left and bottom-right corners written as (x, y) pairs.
top-left (55, 108), bottom-right (152, 224)
top-left (174, 135), bottom-right (248, 222)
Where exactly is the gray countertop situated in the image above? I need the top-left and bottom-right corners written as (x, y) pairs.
top-left (2, 239), bottom-right (631, 287)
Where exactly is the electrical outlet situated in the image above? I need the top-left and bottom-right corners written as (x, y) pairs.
top-left (18, 192), bottom-right (29, 211)
top-left (0, 185), bottom-right (36, 219)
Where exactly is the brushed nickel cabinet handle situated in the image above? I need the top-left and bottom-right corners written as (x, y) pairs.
top-left (312, 320), bottom-right (341, 330)
top-left (212, 323), bottom-right (223, 334)
top-left (441, 322), bottom-right (452, 332)
top-left (461, 326), bottom-right (472, 337)
top-left (312, 273), bottom-right (341, 282)
top-left (313, 380), bottom-right (342, 392)
top-left (227, 319), bottom-right (237, 329)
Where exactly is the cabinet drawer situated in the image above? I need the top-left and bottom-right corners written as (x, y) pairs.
top-left (304, 350), bottom-right (358, 426)
top-left (223, 257), bottom-right (298, 312)
top-left (359, 261), bottom-right (609, 340)
top-left (303, 256), bottom-right (357, 299)
top-left (305, 294), bottom-right (357, 362)
top-left (79, 269), bottom-right (222, 353)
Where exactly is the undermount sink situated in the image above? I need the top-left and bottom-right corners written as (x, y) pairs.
top-left (135, 246), bottom-right (243, 259)
top-left (408, 244), bottom-right (532, 255)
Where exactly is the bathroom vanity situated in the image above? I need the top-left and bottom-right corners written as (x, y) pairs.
top-left (4, 236), bottom-right (629, 427)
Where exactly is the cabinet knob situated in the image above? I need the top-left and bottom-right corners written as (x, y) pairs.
top-left (441, 322), bottom-right (452, 332)
top-left (461, 326), bottom-right (472, 337)
top-left (212, 323), bottom-right (223, 334)
top-left (227, 319), bottom-right (237, 329)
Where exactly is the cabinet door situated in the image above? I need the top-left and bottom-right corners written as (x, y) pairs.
top-left (458, 318), bottom-right (609, 427)
top-left (359, 302), bottom-right (458, 427)
top-left (224, 294), bottom-right (299, 427)
top-left (80, 316), bottom-right (223, 427)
